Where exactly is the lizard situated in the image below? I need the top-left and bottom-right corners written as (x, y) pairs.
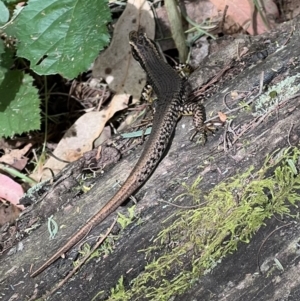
top-left (30, 30), bottom-right (208, 277)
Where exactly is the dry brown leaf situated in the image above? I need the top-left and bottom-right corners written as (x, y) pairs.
top-left (93, 0), bottom-right (155, 102)
top-left (282, 0), bottom-right (300, 20)
top-left (0, 174), bottom-right (24, 211)
top-left (0, 143), bottom-right (32, 170)
top-left (230, 90), bottom-right (239, 99)
top-left (31, 112), bottom-right (111, 181)
top-left (186, 0), bottom-right (219, 25)
top-left (0, 202), bottom-right (21, 226)
top-left (0, 138), bottom-right (26, 151)
top-left (184, 0), bottom-right (242, 36)
top-left (218, 111), bottom-right (227, 122)
top-left (210, 0), bottom-right (278, 35)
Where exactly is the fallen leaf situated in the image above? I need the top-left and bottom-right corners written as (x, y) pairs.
top-left (210, 0), bottom-right (278, 35)
top-left (30, 111), bottom-right (110, 181)
top-left (0, 201), bottom-right (21, 226)
top-left (230, 90), bottom-right (239, 99)
top-left (281, 1), bottom-right (300, 20)
top-left (0, 138), bottom-right (27, 150)
top-left (186, 0), bottom-right (219, 25)
top-left (218, 111), bottom-right (227, 122)
top-left (0, 174), bottom-right (24, 210)
top-left (0, 143), bottom-right (32, 170)
top-left (93, 0), bottom-right (155, 102)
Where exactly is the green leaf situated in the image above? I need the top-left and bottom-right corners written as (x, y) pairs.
top-left (0, 1), bottom-right (9, 25)
top-left (0, 39), bottom-right (13, 78)
top-left (0, 70), bottom-right (40, 137)
top-left (7, 0), bottom-right (111, 79)
top-left (0, 41), bottom-right (40, 137)
top-left (269, 90), bottom-right (277, 98)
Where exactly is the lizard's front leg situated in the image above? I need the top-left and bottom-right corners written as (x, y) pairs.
top-left (178, 101), bottom-right (216, 143)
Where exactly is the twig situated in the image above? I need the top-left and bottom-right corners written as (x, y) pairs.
top-left (96, 84), bottom-right (107, 111)
top-left (287, 123), bottom-right (294, 147)
top-left (42, 92), bottom-right (82, 103)
top-left (257, 222), bottom-right (293, 274)
top-left (159, 199), bottom-right (208, 209)
top-left (0, 163), bottom-right (36, 185)
top-left (282, 26), bottom-right (295, 46)
top-left (192, 63), bottom-right (232, 100)
top-left (38, 218), bottom-right (117, 300)
top-left (206, 71), bottom-right (265, 124)
top-left (222, 90), bottom-right (254, 111)
top-left (220, 5), bottom-right (229, 33)
top-left (258, 71), bottom-right (264, 95)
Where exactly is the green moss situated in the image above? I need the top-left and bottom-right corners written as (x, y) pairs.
top-left (74, 205), bottom-right (137, 268)
top-left (117, 205), bottom-right (136, 229)
top-left (104, 147), bottom-right (300, 301)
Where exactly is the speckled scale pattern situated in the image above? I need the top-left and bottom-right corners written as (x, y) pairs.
top-left (30, 31), bottom-right (206, 277)
top-left (129, 30), bottom-right (205, 183)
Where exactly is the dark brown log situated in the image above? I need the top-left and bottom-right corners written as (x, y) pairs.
top-left (1, 14), bottom-right (300, 301)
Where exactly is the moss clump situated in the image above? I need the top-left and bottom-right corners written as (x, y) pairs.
top-left (104, 147), bottom-right (300, 301)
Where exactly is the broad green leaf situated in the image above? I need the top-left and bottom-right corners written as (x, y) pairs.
top-left (0, 71), bottom-right (40, 137)
top-left (0, 1), bottom-right (9, 25)
top-left (0, 39), bottom-right (14, 79)
top-left (6, 0), bottom-right (111, 79)
top-left (0, 40), bottom-right (40, 137)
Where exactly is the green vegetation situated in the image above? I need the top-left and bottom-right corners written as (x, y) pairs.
top-left (117, 205), bottom-right (137, 229)
top-left (103, 147), bottom-right (300, 301)
top-left (0, 0), bottom-right (111, 137)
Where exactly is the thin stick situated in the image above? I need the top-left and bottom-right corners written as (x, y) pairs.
top-left (257, 222), bottom-right (293, 274)
top-left (36, 219), bottom-right (117, 300)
